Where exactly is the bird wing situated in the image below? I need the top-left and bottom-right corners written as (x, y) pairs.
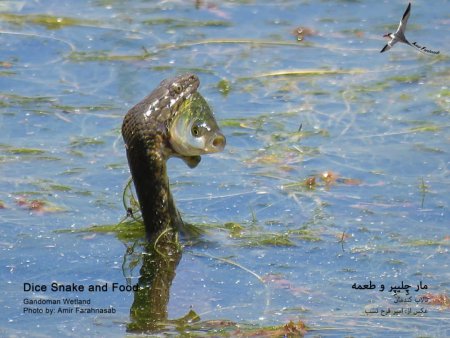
top-left (397, 2), bottom-right (411, 35)
top-left (380, 44), bottom-right (391, 53)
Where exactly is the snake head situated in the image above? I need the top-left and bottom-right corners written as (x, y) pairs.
top-left (161, 73), bottom-right (199, 103)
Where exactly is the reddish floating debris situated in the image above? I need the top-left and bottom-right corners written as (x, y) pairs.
top-left (0, 61), bottom-right (13, 68)
top-left (304, 176), bottom-right (316, 188)
top-left (321, 170), bottom-right (338, 184)
top-left (15, 196), bottom-right (62, 214)
top-left (342, 178), bottom-right (362, 185)
top-left (423, 293), bottom-right (450, 308)
top-left (15, 196), bottom-right (28, 207)
top-left (336, 232), bottom-right (351, 240)
top-left (284, 320), bottom-right (307, 336)
top-left (292, 26), bottom-right (316, 41)
top-left (16, 197), bottom-right (46, 211)
top-left (29, 200), bottom-right (46, 211)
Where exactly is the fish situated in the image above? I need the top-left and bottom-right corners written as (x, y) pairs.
top-left (169, 92), bottom-right (226, 168)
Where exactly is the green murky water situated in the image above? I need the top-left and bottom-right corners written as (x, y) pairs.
top-left (1, 1), bottom-right (449, 337)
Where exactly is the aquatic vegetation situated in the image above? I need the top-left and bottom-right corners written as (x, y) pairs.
top-left (387, 74), bottom-right (422, 83)
top-left (224, 221), bottom-right (244, 238)
top-left (243, 233), bottom-right (296, 247)
top-left (28, 179), bottom-right (73, 193)
top-left (352, 81), bottom-right (391, 93)
top-left (398, 93), bottom-right (413, 100)
top-left (0, 144), bottom-right (63, 162)
top-left (248, 68), bottom-right (365, 79)
top-left (58, 220), bottom-right (146, 243)
top-left (0, 13), bottom-right (101, 29)
top-left (289, 228), bottom-right (322, 242)
top-left (418, 177), bottom-right (429, 208)
top-left (229, 320), bottom-right (307, 337)
top-left (414, 143), bottom-right (445, 154)
top-left (67, 48), bottom-right (153, 62)
top-left (142, 18), bottom-right (231, 28)
top-left (217, 78), bottom-right (231, 96)
top-left (59, 167), bottom-right (85, 175)
top-left (438, 89), bottom-right (450, 98)
top-left (0, 70), bottom-right (15, 76)
top-left (404, 239), bottom-right (449, 247)
top-left (129, 315), bottom-right (308, 337)
top-left (69, 137), bottom-right (105, 148)
top-left (158, 38), bottom-right (304, 52)
top-left (1, 146), bottom-right (46, 155)
top-left (409, 125), bottom-right (441, 133)
top-left (0, 93), bottom-right (55, 108)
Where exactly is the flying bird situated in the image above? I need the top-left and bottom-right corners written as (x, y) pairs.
top-left (380, 2), bottom-right (413, 53)
top-left (380, 2), bottom-right (440, 55)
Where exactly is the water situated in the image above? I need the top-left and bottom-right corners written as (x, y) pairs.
top-left (1, 0), bottom-right (449, 336)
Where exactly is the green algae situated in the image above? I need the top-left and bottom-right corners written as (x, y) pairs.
top-left (60, 167), bottom-right (85, 175)
top-left (142, 18), bottom-right (231, 28)
top-left (0, 13), bottom-right (101, 30)
top-left (221, 119), bottom-right (242, 128)
top-left (414, 143), bottom-right (445, 154)
top-left (0, 145), bottom-right (63, 162)
top-left (0, 70), bottom-right (16, 76)
top-left (47, 184), bottom-right (72, 192)
top-left (409, 125), bottom-right (441, 133)
top-left (2, 147), bottom-right (46, 155)
top-left (68, 48), bottom-right (153, 62)
top-left (353, 81), bottom-right (391, 93)
top-left (0, 93), bottom-right (55, 107)
top-left (243, 233), bottom-right (296, 247)
top-left (248, 68), bottom-right (365, 79)
top-left (405, 239), bottom-right (449, 247)
top-left (224, 222), bottom-right (244, 238)
top-left (387, 74), bottom-right (422, 83)
top-left (69, 137), bottom-right (105, 148)
top-left (289, 229), bottom-right (322, 242)
top-left (217, 79), bottom-right (231, 96)
top-left (57, 220), bottom-right (145, 242)
top-left (438, 88), bottom-right (450, 97)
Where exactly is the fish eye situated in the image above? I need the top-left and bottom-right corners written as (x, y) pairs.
top-left (172, 82), bottom-right (183, 94)
top-left (191, 125), bottom-right (199, 137)
top-left (191, 123), bottom-right (204, 137)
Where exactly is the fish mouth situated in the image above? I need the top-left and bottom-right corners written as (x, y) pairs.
top-left (211, 133), bottom-right (226, 152)
top-left (204, 133), bottom-right (226, 153)
top-left (169, 132), bottom-right (226, 156)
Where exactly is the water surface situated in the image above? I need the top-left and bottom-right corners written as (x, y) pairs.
top-left (1, 0), bottom-right (449, 337)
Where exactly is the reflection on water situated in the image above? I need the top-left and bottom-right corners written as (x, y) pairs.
top-left (126, 231), bottom-right (182, 333)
